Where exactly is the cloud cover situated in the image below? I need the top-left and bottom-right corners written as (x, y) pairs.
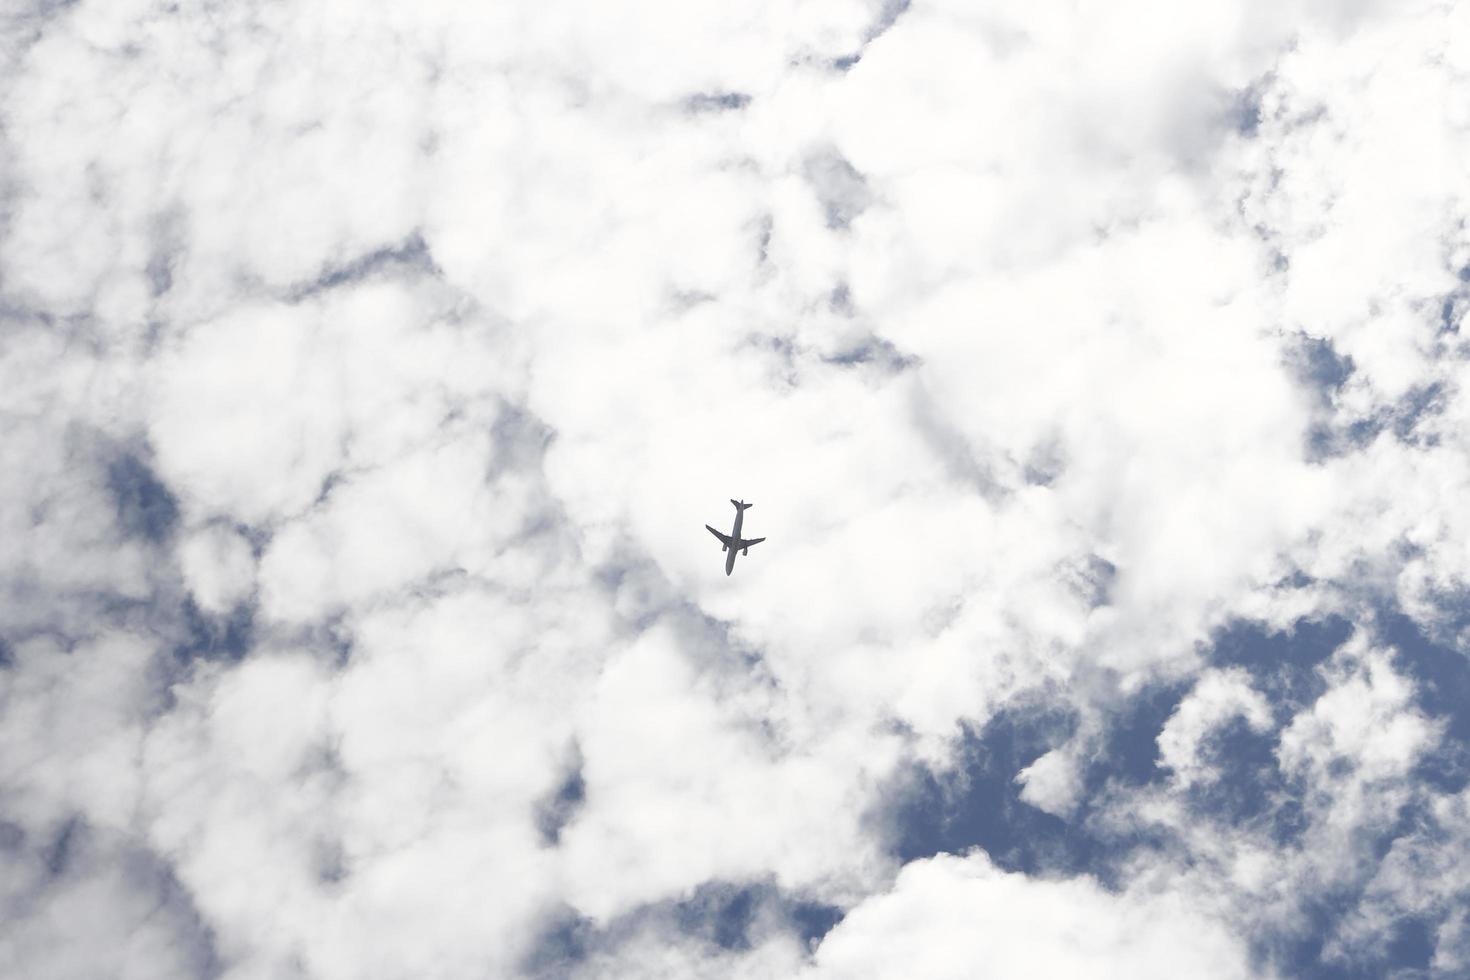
top-left (4, 0), bottom-right (1470, 976)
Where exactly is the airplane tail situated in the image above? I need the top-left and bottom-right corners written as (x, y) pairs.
top-left (731, 499), bottom-right (752, 511)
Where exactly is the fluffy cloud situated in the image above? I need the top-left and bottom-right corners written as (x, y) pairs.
top-left (4, 0), bottom-right (1470, 976)
top-left (808, 853), bottom-right (1254, 980)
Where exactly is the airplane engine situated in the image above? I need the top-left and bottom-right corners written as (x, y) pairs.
top-left (722, 545), bottom-right (727, 551)
top-left (742, 548), bottom-right (748, 556)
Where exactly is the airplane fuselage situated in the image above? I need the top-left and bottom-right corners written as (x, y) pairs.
top-left (725, 510), bottom-right (745, 575)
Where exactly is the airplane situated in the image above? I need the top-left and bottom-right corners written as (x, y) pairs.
top-left (706, 499), bottom-right (765, 576)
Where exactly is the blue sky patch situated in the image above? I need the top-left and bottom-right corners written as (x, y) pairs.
top-left (44, 814), bottom-right (85, 877)
top-left (523, 908), bottom-right (593, 978)
top-left (535, 744), bottom-right (587, 846)
top-left (106, 451), bottom-right (179, 544)
top-left (172, 598), bottom-right (254, 666)
top-left (1205, 615), bottom-right (1351, 719)
top-left (521, 881), bottom-right (844, 974)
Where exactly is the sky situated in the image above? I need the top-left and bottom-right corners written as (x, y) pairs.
top-left (2, 0), bottom-right (1470, 977)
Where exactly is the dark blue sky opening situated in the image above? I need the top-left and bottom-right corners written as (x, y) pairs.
top-left (535, 747), bottom-right (587, 847)
top-left (1385, 916), bottom-right (1435, 974)
top-left (106, 452), bottom-right (179, 544)
top-left (521, 881), bottom-right (846, 974)
top-left (789, 900), bottom-right (845, 950)
top-left (1094, 680), bottom-right (1189, 787)
top-left (172, 598), bottom-right (254, 666)
top-left (1205, 615), bottom-right (1352, 721)
top-left (668, 881), bottom-right (843, 952)
top-left (522, 908), bottom-right (593, 978)
top-left (1182, 717), bottom-right (1296, 832)
top-left (674, 882), bottom-right (759, 951)
top-left (44, 814), bottom-right (85, 877)
top-left (1292, 335), bottom-right (1354, 395)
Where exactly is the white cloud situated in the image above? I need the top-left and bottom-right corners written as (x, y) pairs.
top-left (808, 853), bottom-right (1255, 980)
top-left (1016, 746), bottom-right (1084, 817)
top-left (4, 0), bottom-right (1470, 975)
top-left (1278, 640), bottom-right (1439, 785)
top-left (177, 525), bottom-right (255, 615)
top-left (558, 623), bottom-right (895, 920)
top-left (0, 839), bottom-right (215, 980)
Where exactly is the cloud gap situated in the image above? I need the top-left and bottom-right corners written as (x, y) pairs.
top-left (1181, 717), bottom-right (1301, 833)
top-left (171, 597), bottom-right (255, 666)
top-left (534, 741), bottom-right (586, 847)
top-left (832, 0), bottom-right (913, 70)
top-left (522, 880), bottom-right (845, 974)
top-left (1205, 615), bottom-right (1352, 721)
top-left (682, 92), bottom-right (752, 113)
top-left (105, 450), bottom-right (179, 545)
top-left (883, 704), bottom-right (1093, 876)
top-left (43, 813), bottom-right (85, 877)
top-left (522, 907), bottom-right (593, 978)
top-left (287, 232), bottom-right (438, 302)
top-left (1091, 680), bottom-right (1190, 789)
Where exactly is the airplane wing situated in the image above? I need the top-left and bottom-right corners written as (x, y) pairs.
top-left (737, 537), bottom-right (766, 549)
top-left (706, 525), bottom-right (734, 546)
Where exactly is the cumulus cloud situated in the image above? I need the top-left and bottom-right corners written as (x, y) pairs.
top-left (808, 853), bottom-right (1255, 980)
top-left (4, 0), bottom-right (1470, 976)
